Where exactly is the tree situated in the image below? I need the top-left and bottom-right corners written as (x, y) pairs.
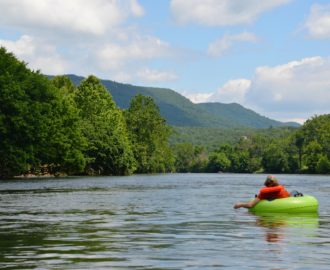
top-left (262, 142), bottom-right (289, 173)
top-left (0, 48), bottom-right (88, 178)
top-left (316, 155), bottom-right (330, 174)
top-left (207, 152), bottom-right (231, 173)
top-left (190, 145), bottom-right (208, 172)
top-left (74, 75), bottom-right (135, 175)
top-left (47, 76), bottom-right (87, 175)
top-left (173, 143), bottom-right (208, 172)
top-left (125, 94), bottom-right (174, 173)
top-left (297, 114), bottom-right (330, 173)
top-left (294, 131), bottom-right (305, 171)
top-left (173, 143), bottom-right (195, 172)
top-left (0, 48), bottom-right (32, 177)
top-left (304, 141), bottom-right (322, 173)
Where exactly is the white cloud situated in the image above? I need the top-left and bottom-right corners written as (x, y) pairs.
top-left (110, 72), bottom-right (133, 83)
top-left (130, 0), bottom-right (145, 17)
top-left (208, 32), bottom-right (258, 56)
top-left (137, 68), bottom-right (178, 82)
top-left (96, 36), bottom-right (173, 70)
top-left (209, 79), bottom-right (251, 103)
top-left (182, 92), bottom-right (213, 103)
top-left (0, 35), bottom-right (69, 74)
top-left (184, 79), bottom-right (251, 104)
top-left (246, 57), bottom-right (330, 115)
top-left (0, 32), bottom-right (179, 84)
top-left (170, 0), bottom-right (291, 26)
top-left (184, 56), bottom-right (330, 122)
top-left (0, 1), bottom-right (183, 85)
top-left (305, 4), bottom-right (330, 39)
top-left (0, 0), bottom-right (144, 36)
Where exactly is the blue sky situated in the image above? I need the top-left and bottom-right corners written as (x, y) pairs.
top-left (1, 0), bottom-right (330, 123)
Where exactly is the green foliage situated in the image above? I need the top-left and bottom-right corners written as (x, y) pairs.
top-left (0, 48), bottom-right (86, 178)
top-left (172, 143), bottom-right (195, 172)
top-left (292, 115), bottom-right (330, 174)
top-left (207, 152), bottom-right (231, 173)
top-left (64, 75), bottom-right (299, 129)
top-left (170, 126), bottom-right (297, 151)
top-left (2, 50), bottom-right (330, 177)
top-left (190, 146), bottom-right (208, 172)
top-left (52, 75), bottom-right (76, 94)
top-left (172, 129), bottom-right (303, 174)
top-left (74, 76), bottom-right (136, 175)
top-left (316, 155), bottom-right (330, 174)
top-left (262, 143), bottom-right (289, 173)
top-left (125, 94), bottom-right (174, 173)
top-left (48, 76), bottom-right (87, 174)
top-left (172, 143), bottom-right (208, 172)
top-left (303, 141), bottom-right (322, 173)
top-left (0, 48), bottom-right (32, 177)
top-left (198, 102), bottom-right (299, 128)
top-left (208, 142), bottom-right (261, 173)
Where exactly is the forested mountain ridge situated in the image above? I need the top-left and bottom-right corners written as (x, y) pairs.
top-left (63, 74), bottom-right (299, 129)
top-left (197, 102), bottom-right (300, 128)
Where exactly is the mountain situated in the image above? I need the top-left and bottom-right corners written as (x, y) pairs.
top-left (62, 74), bottom-right (300, 128)
top-left (197, 102), bottom-right (300, 128)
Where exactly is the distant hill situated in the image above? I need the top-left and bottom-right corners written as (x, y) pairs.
top-left (61, 74), bottom-right (300, 129)
top-left (197, 102), bottom-right (300, 128)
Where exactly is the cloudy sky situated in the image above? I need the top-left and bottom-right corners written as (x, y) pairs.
top-left (1, 0), bottom-right (330, 123)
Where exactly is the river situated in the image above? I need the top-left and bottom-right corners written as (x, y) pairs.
top-left (0, 174), bottom-right (330, 269)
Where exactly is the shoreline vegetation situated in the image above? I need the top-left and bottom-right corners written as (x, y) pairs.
top-left (15, 173), bottom-right (55, 179)
top-left (1, 47), bottom-right (330, 179)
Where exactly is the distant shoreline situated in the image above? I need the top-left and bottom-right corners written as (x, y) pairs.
top-left (14, 173), bottom-right (66, 179)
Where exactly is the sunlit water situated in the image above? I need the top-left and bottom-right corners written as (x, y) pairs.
top-left (1, 174), bottom-right (330, 269)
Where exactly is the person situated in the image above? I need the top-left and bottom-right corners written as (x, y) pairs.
top-left (234, 175), bottom-right (290, 209)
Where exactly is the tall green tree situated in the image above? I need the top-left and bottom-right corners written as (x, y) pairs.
top-left (294, 131), bottom-right (305, 171)
top-left (317, 155), bottom-right (330, 174)
top-left (304, 141), bottom-right (322, 173)
top-left (173, 143), bottom-right (195, 172)
top-left (173, 143), bottom-right (208, 172)
top-left (262, 141), bottom-right (289, 173)
top-left (125, 94), bottom-right (174, 173)
top-left (0, 48), bottom-right (32, 177)
top-left (74, 75), bottom-right (135, 175)
top-left (48, 76), bottom-right (87, 175)
top-left (0, 48), bottom-right (86, 178)
top-left (298, 114), bottom-right (330, 173)
top-left (207, 152), bottom-right (231, 172)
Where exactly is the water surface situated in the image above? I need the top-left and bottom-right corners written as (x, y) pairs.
top-left (1, 174), bottom-right (330, 269)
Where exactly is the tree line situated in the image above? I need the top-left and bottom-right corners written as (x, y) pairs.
top-left (0, 47), bottom-right (174, 178)
top-left (173, 115), bottom-right (330, 174)
top-left (1, 47), bottom-right (330, 178)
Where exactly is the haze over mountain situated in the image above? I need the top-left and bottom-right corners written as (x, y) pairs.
top-left (64, 74), bottom-right (300, 129)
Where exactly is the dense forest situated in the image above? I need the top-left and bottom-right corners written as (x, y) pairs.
top-left (0, 48), bottom-right (173, 178)
top-left (1, 47), bottom-right (330, 178)
top-left (173, 115), bottom-right (330, 174)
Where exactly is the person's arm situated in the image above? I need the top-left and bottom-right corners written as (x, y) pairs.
top-left (234, 197), bottom-right (260, 209)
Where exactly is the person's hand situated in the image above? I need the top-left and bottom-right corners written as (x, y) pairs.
top-left (233, 203), bottom-right (241, 209)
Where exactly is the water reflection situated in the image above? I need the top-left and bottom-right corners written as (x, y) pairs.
top-left (252, 212), bottom-right (319, 243)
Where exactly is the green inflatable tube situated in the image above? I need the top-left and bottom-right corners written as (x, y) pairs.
top-left (249, 195), bottom-right (318, 213)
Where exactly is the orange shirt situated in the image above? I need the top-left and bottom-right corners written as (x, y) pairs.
top-left (257, 185), bottom-right (290, 200)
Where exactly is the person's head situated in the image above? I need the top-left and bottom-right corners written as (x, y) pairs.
top-left (264, 175), bottom-right (279, 187)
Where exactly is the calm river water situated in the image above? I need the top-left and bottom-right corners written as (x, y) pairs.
top-left (1, 174), bottom-right (330, 269)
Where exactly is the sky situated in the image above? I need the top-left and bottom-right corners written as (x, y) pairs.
top-left (0, 0), bottom-right (330, 124)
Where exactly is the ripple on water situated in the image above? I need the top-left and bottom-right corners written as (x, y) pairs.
top-left (1, 174), bottom-right (330, 269)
